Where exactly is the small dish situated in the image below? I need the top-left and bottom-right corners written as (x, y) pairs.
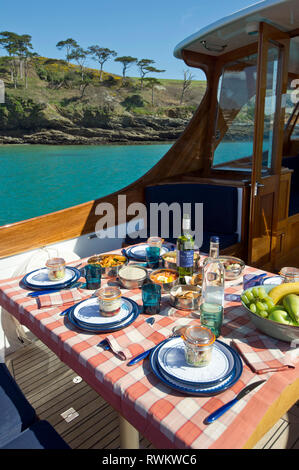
top-left (169, 284), bottom-right (201, 310)
top-left (150, 268), bottom-right (179, 293)
top-left (218, 256), bottom-right (245, 280)
top-left (118, 264), bottom-right (147, 289)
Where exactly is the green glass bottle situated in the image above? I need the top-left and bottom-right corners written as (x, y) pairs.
top-left (176, 214), bottom-right (194, 283)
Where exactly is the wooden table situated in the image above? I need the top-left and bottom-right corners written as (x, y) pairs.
top-left (0, 253), bottom-right (298, 449)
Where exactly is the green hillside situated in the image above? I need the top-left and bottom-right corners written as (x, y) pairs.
top-left (0, 55), bottom-right (206, 138)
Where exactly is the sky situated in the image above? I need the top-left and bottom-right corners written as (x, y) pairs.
top-left (0, 0), bottom-right (260, 80)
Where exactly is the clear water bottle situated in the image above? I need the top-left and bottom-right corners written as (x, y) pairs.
top-left (200, 258), bottom-right (225, 337)
top-left (201, 257), bottom-right (225, 307)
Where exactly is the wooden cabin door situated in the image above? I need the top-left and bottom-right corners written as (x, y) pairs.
top-left (248, 23), bottom-right (290, 270)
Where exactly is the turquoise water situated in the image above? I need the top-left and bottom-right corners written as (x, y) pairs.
top-left (0, 141), bottom-right (253, 226)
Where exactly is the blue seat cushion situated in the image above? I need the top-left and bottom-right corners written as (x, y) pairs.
top-left (0, 363), bottom-right (37, 447)
top-left (1, 420), bottom-right (70, 449)
top-left (145, 183), bottom-right (238, 235)
top-left (124, 183), bottom-right (239, 250)
top-left (282, 156), bottom-right (299, 216)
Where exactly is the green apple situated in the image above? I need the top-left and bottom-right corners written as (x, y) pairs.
top-left (268, 309), bottom-right (292, 325)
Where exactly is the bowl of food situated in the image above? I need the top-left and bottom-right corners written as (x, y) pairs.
top-left (240, 283), bottom-right (299, 342)
top-left (118, 264), bottom-right (147, 289)
top-left (162, 251), bottom-right (201, 271)
top-left (150, 268), bottom-right (179, 293)
top-left (169, 284), bottom-right (201, 310)
top-left (218, 256), bottom-right (245, 280)
top-left (87, 254), bottom-right (127, 278)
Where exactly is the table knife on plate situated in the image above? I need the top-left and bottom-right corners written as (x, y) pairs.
top-left (205, 379), bottom-right (266, 424)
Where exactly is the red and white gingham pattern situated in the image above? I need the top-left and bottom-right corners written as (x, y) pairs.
top-left (0, 253), bottom-right (298, 449)
top-left (37, 286), bottom-right (91, 308)
top-left (232, 334), bottom-right (297, 374)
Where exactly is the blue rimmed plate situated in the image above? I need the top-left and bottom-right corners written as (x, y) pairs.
top-left (72, 296), bottom-right (135, 327)
top-left (124, 244), bottom-right (170, 261)
top-left (157, 337), bottom-right (235, 387)
top-left (150, 339), bottom-right (243, 396)
top-left (22, 267), bottom-right (81, 290)
top-left (66, 297), bottom-right (140, 333)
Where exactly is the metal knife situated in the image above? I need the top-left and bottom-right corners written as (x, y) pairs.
top-left (97, 316), bottom-right (156, 350)
top-left (127, 326), bottom-right (184, 366)
top-left (205, 379), bottom-right (266, 424)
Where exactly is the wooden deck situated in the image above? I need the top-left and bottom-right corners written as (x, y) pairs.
top-left (5, 339), bottom-right (299, 450)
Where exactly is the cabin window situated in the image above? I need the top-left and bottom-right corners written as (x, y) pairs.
top-left (212, 53), bottom-right (258, 172)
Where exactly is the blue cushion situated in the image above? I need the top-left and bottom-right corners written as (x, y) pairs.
top-left (0, 363), bottom-right (37, 447)
top-left (145, 184), bottom-right (238, 235)
top-left (282, 156), bottom-right (299, 216)
top-left (1, 420), bottom-right (70, 449)
top-left (125, 183), bottom-right (239, 250)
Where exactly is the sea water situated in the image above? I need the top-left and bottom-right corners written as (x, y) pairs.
top-left (0, 141), bottom-right (253, 226)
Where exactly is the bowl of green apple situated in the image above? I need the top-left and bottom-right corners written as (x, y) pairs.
top-left (241, 284), bottom-right (299, 343)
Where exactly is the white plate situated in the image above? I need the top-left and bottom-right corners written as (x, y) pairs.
top-left (72, 296), bottom-right (133, 326)
top-left (128, 244), bottom-right (169, 259)
top-left (157, 337), bottom-right (235, 386)
top-left (25, 267), bottom-right (76, 287)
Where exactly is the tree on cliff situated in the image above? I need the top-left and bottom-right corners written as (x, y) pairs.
top-left (56, 38), bottom-right (79, 64)
top-left (68, 46), bottom-right (90, 80)
top-left (114, 56), bottom-right (137, 84)
top-left (180, 69), bottom-right (194, 105)
top-left (0, 31), bottom-right (35, 88)
top-left (137, 60), bottom-right (165, 89)
top-left (88, 46), bottom-right (117, 81)
top-left (144, 77), bottom-right (161, 107)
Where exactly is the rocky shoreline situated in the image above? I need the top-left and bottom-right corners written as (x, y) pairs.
top-left (0, 114), bottom-right (189, 145)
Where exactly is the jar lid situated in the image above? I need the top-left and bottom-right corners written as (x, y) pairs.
top-left (45, 257), bottom-right (66, 268)
top-left (279, 267), bottom-right (299, 278)
top-left (182, 325), bottom-right (215, 347)
top-left (147, 237), bottom-right (163, 247)
top-left (97, 286), bottom-right (121, 301)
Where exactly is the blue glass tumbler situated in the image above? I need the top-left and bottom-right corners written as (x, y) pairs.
top-left (146, 246), bottom-right (160, 269)
top-left (142, 283), bottom-right (161, 315)
top-left (84, 264), bottom-right (102, 290)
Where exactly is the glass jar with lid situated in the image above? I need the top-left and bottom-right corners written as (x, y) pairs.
top-left (45, 258), bottom-right (66, 281)
top-left (279, 267), bottom-right (299, 283)
top-left (182, 325), bottom-right (215, 367)
top-left (97, 286), bottom-right (121, 317)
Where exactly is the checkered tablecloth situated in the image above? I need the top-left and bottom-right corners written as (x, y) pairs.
top-left (0, 252), bottom-right (298, 449)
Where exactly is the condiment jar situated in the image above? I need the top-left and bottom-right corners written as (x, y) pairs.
top-left (97, 286), bottom-right (121, 317)
top-left (279, 267), bottom-right (299, 283)
top-left (182, 325), bottom-right (215, 367)
top-left (45, 258), bottom-right (66, 281)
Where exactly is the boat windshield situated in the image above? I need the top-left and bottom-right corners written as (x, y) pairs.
top-left (212, 47), bottom-right (282, 174)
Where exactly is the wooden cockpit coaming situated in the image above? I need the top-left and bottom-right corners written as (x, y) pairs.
top-left (0, 22), bottom-right (298, 271)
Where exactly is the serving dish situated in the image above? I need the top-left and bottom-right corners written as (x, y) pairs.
top-left (87, 254), bottom-right (127, 278)
top-left (169, 284), bottom-right (201, 310)
top-left (218, 256), bottom-right (245, 280)
top-left (241, 284), bottom-right (299, 342)
top-left (118, 264), bottom-right (148, 289)
top-left (150, 268), bottom-right (179, 293)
